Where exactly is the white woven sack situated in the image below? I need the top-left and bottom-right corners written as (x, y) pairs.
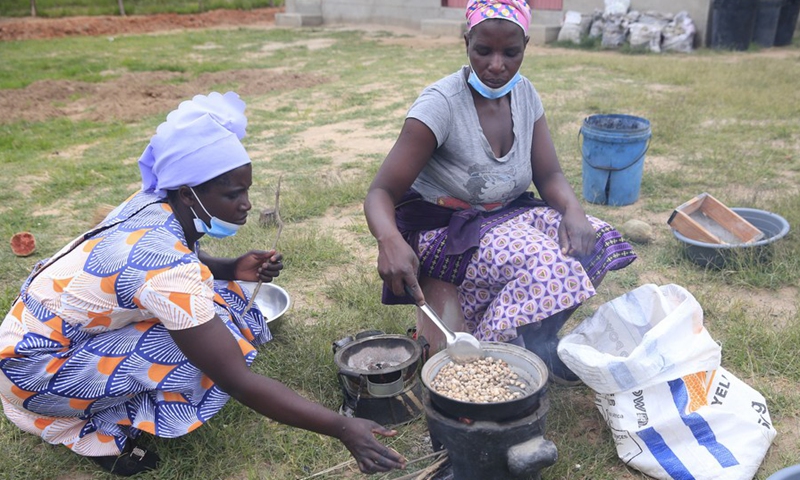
top-left (557, 284), bottom-right (721, 395)
top-left (595, 367), bottom-right (776, 479)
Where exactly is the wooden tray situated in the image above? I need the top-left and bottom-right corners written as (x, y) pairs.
top-left (667, 193), bottom-right (764, 245)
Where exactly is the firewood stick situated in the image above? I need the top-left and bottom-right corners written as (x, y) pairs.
top-left (299, 450), bottom-right (447, 480)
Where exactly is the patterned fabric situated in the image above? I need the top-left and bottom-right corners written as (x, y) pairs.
top-left (466, 0), bottom-right (532, 34)
top-left (414, 196), bottom-right (544, 287)
top-left (0, 191), bottom-right (271, 456)
top-left (417, 206), bottom-right (635, 342)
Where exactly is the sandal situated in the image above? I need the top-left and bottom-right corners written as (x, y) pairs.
top-left (90, 440), bottom-right (160, 477)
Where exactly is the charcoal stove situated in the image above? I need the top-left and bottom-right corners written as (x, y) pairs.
top-left (332, 331), bottom-right (426, 426)
top-left (421, 342), bottom-right (558, 480)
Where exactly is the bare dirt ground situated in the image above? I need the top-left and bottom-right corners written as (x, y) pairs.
top-left (0, 8), bottom-right (311, 124)
top-left (0, 7), bottom-right (281, 41)
top-left (0, 10), bottom-right (451, 126)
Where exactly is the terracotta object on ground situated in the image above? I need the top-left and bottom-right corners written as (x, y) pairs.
top-left (10, 232), bottom-right (36, 257)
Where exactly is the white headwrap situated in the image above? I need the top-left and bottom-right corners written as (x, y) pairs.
top-left (138, 91), bottom-right (251, 198)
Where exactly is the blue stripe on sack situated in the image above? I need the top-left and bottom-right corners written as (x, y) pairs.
top-left (668, 379), bottom-right (739, 468)
top-left (638, 427), bottom-right (695, 479)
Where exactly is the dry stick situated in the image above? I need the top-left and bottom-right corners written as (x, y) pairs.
top-left (402, 450), bottom-right (446, 468)
top-left (299, 451), bottom-right (447, 480)
top-left (243, 176), bottom-right (283, 317)
top-left (299, 459), bottom-right (355, 480)
top-left (388, 452), bottom-right (449, 480)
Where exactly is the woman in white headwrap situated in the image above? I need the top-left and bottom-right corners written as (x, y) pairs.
top-left (0, 92), bottom-right (406, 476)
top-left (364, 0), bottom-right (636, 384)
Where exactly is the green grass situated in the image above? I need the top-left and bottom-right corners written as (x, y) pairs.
top-left (1, 13), bottom-right (800, 480)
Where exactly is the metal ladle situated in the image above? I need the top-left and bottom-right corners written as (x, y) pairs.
top-left (405, 285), bottom-right (482, 363)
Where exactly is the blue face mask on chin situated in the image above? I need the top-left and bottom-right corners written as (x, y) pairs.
top-left (467, 68), bottom-right (522, 99)
top-left (190, 188), bottom-right (242, 239)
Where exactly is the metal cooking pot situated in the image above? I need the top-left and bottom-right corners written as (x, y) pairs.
top-left (421, 341), bottom-right (548, 422)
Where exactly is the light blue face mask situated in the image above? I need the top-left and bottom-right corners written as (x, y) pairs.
top-left (467, 68), bottom-right (522, 99)
top-left (190, 188), bottom-right (242, 239)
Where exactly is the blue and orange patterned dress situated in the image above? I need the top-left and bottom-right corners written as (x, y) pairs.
top-left (0, 191), bottom-right (271, 456)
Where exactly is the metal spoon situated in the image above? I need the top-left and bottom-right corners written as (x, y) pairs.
top-left (405, 285), bottom-right (482, 363)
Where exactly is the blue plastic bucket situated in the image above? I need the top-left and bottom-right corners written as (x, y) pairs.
top-left (580, 114), bottom-right (651, 206)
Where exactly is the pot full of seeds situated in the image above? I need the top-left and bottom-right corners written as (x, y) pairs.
top-left (421, 341), bottom-right (548, 422)
top-left (420, 342), bottom-right (558, 480)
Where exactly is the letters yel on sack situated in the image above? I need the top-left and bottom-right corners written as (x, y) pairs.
top-left (560, 284), bottom-right (777, 480)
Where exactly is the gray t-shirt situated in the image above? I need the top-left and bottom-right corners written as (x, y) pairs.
top-left (408, 65), bottom-right (545, 211)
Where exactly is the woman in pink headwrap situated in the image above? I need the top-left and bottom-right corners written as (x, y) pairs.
top-left (364, 0), bottom-right (636, 384)
top-left (0, 92), bottom-right (406, 476)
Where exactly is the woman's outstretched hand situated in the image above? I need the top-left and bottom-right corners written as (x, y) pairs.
top-left (234, 250), bottom-right (283, 283)
top-left (558, 210), bottom-right (596, 258)
top-left (338, 417), bottom-right (407, 474)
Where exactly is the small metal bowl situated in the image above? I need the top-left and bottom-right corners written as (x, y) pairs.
top-left (239, 281), bottom-right (291, 324)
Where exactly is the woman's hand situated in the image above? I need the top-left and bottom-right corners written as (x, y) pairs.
top-left (377, 235), bottom-right (422, 303)
top-left (337, 418), bottom-right (407, 474)
top-left (233, 250), bottom-right (283, 283)
top-left (558, 210), bottom-right (596, 258)
top-left (171, 320), bottom-right (405, 476)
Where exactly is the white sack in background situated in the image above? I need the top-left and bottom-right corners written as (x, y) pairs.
top-left (629, 22), bottom-right (664, 52)
top-left (662, 11), bottom-right (696, 53)
top-left (558, 10), bottom-right (590, 44)
top-left (601, 13), bottom-right (628, 48)
top-left (604, 0), bottom-right (630, 16)
top-left (588, 9), bottom-right (605, 38)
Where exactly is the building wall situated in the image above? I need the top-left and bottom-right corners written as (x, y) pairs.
top-left (286, 0), bottom-right (800, 48)
top-left (318, 0), bottom-right (452, 30)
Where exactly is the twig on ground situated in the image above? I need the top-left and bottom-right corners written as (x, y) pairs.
top-left (299, 450), bottom-right (447, 480)
top-left (389, 451), bottom-right (448, 480)
top-left (299, 458), bottom-right (356, 479)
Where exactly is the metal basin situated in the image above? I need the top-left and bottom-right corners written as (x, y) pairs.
top-left (239, 281), bottom-right (291, 323)
top-left (672, 208), bottom-right (790, 268)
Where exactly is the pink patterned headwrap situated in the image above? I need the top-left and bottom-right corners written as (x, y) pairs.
top-left (466, 0), bottom-right (531, 35)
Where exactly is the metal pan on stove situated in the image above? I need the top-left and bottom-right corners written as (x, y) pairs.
top-left (421, 341), bottom-right (548, 422)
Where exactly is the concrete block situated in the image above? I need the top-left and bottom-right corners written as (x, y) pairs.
top-left (275, 13), bottom-right (303, 27)
top-left (421, 19), bottom-right (466, 37)
top-left (275, 13), bottom-right (323, 27)
top-left (528, 24), bottom-right (560, 45)
top-left (301, 15), bottom-right (323, 26)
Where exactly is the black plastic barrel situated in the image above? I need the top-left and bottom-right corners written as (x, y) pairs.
top-left (710, 0), bottom-right (758, 50)
top-left (753, 0), bottom-right (785, 46)
top-left (774, 0), bottom-right (800, 45)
